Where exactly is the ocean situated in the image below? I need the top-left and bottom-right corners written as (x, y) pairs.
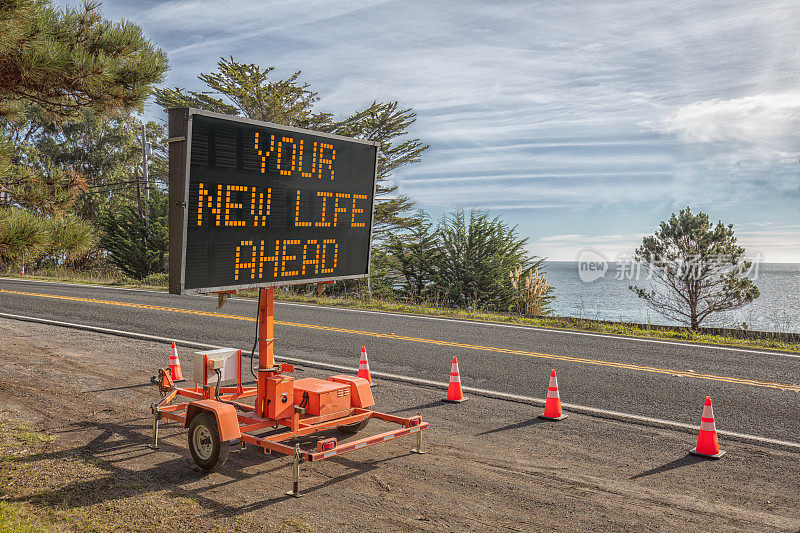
top-left (543, 262), bottom-right (800, 333)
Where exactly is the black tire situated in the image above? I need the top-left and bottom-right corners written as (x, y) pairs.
top-left (188, 412), bottom-right (229, 471)
top-left (338, 418), bottom-right (369, 434)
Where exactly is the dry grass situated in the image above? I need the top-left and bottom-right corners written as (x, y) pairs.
top-left (0, 417), bottom-right (312, 532)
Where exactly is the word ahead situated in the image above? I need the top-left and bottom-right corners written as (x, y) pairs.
top-left (168, 109), bottom-right (378, 295)
top-left (234, 239), bottom-right (338, 281)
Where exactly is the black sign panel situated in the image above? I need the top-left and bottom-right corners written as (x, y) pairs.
top-left (168, 109), bottom-right (377, 294)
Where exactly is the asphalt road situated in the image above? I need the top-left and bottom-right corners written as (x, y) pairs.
top-left (1, 277), bottom-right (798, 443)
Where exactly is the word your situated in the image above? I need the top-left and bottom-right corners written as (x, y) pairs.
top-left (255, 132), bottom-right (335, 180)
top-left (234, 239), bottom-right (339, 281)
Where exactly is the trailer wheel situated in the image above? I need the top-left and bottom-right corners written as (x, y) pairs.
top-left (188, 412), bottom-right (229, 471)
top-left (338, 418), bottom-right (369, 434)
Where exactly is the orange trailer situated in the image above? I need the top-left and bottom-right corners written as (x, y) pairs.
top-left (150, 287), bottom-right (428, 496)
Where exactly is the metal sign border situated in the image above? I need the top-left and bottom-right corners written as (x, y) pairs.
top-left (168, 108), bottom-right (378, 295)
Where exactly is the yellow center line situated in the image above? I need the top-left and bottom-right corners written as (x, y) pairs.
top-left (3, 288), bottom-right (799, 392)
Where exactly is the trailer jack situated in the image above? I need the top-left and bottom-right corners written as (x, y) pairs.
top-left (287, 443), bottom-right (303, 497)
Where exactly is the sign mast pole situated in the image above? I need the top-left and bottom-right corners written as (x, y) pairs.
top-left (254, 286), bottom-right (274, 418)
top-left (258, 287), bottom-right (274, 370)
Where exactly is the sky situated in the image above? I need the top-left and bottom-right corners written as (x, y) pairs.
top-left (58, 0), bottom-right (800, 262)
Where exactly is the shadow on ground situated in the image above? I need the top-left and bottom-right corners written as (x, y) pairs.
top-left (476, 417), bottom-right (548, 436)
top-left (9, 417), bottom-right (406, 518)
top-left (630, 455), bottom-right (705, 479)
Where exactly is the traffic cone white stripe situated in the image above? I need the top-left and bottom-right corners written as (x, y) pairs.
top-left (450, 360), bottom-right (462, 382)
top-left (168, 341), bottom-right (184, 381)
top-left (358, 346), bottom-right (372, 384)
top-left (690, 396), bottom-right (725, 458)
top-left (443, 356), bottom-right (467, 402)
top-left (539, 369), bottom-right (566, 420)
top-left (699, 420), bottom-right (716, 431)
top-left (699, 403), bottom-right (717, 430)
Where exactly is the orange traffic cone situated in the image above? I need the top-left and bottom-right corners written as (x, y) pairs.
top-left (690, 396), bottom-right (725, 459)
top-left (538, 369), bottom-right (567, 420)
top-left (168, 342), bottom-right (185, 382)
top-left (358, 346), bottom-right (373, 385)
top-left (443, 356), bottom-right (468, 403)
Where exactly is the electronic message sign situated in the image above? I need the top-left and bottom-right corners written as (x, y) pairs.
top-left (168, 109), bottom-right (378, 295)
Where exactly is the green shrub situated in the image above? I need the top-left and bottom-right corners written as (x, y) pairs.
top-left (99, 190), bottom-right (167, 279)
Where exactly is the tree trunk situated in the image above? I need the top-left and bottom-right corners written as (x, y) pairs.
top-left (688, 298), bottom-right (699, 330)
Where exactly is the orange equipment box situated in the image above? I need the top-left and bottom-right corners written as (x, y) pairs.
top-left (265, 375), bottom-right (294, 420)
top-left (293, 378), bottom-right (351, 416)
top-left (327, 375), bottom-right (375, 408)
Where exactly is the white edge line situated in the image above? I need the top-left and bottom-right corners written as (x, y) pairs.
top-left (0, 311), bottom-right (797, 452)
top-left (3, 277), bottom-right (795, 359)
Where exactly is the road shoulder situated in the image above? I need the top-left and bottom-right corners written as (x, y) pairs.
top-left (0, 317), bottom-right (798, 531)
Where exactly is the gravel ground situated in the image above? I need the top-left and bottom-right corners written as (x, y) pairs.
top-left (0, 317), bottom-right (798, 532)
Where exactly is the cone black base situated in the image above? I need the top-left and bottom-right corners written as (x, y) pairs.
top-left (689, 447), bottom-right (725, 459)
top-left (442, 397), bottom-right (468, 403)
top-left (538, 414), bottom-right (567, 421)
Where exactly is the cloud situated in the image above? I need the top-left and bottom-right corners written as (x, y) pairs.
top-left (650, 91), bottom-right (800, 153)
top-left (645, 92), bottom-right (800, 206)
top-left (533, 225), bottom-right (800, 263)
top-left (54, 0), bottom-right (800, 261)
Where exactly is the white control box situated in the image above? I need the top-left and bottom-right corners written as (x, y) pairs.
top-left (193, 348), bottom-right (240, 385)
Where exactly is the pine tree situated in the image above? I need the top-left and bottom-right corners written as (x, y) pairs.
top-left (99, 189), bottom-right (168, 279)
top-left (31, 111), bottom-right (166, 222)
top-left (0, 208), bottom-right (46, 264)
top-left (630, 207), bottom-right (759, 329)
top-left (0, 208), bottom-right (95, 267)
top-left (0, 0), bottom-right (168, 199)
top-left (386, 212), bottom-right (439, 300)
top-left (154, 57), bottom-right (427, 235)
top-left (334, 102), bottom-right (426, 239)
top-left (0, 0), bottom-right (168, 122)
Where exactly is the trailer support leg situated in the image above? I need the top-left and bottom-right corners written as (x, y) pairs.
top-left (411, 428), bottom-right (425, 454)
top-left (148, 404), bottom-right (161, 450)
top-left (286, 443), bottom-right (302, 497)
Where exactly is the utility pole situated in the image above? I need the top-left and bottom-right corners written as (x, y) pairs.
top-left (140, 124), bottom-right (151, 228)
top-left (135, 168), bottom-right (143, 219)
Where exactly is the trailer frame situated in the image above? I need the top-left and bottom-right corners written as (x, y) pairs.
top-left (151, 286), bottom-right (428, 495)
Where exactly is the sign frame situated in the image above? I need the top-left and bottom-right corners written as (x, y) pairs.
top-left (168, 108), bottom-right (379, 295)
